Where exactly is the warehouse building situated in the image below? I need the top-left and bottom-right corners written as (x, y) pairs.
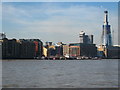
top-left (2, 38), bottom-right (20, 59)
top-left (19, 39), bottom-right (43, 59)
top-left (2, 38), bottom-right (43, 59)
top-left (105, 46), bottom-right (120, 58)
top-left (19, 39), bottom-right (35, 59)
top-left (69, 43), bottom-right (97, 58)
top-left (63, 44), bottom-right (69, 58)
top-left (98, 45), bottom-right (120, 59)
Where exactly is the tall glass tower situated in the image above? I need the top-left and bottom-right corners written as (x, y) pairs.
top-left (101, 11), bottom-right (112, 46)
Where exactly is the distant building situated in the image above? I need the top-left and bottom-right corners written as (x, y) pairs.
top-left (48, 45), bottom-right (56, 57)
top-left (46, 42), bottom-right (52, 46)
top-left (97, 45), bottom-right (106, 58)
top-left (43, 47), bottom-right (48, 57)
top-left (0, 32), bottom-right (6, 39)
top-left (105, 46), bottom-right (120, 58)
top-left (69, 45), bottom-right (80, 57)
top-left (57, 42), bottom-right (63, 46)
top-left (44, 42), bottom-right (55, 57)
top-left (44, 42), bottom-right (64, 58)
top-left (97, 45), bottom-right (120, 58)
top-left (63, 44), bottom-right (69, 58)
top-left (79, 31), bottom-right (93, 44)
top-left (55, 45), bottom-right (63, 57)
top-left (69, 43), bottom-right (97, 58)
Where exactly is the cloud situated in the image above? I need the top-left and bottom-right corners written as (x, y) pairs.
top-left (2, 3), bottom-right (118, 45)
top-left (2, 0), bottom-right (120, 2)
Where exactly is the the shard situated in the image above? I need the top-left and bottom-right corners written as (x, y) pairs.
top-left (101, 11), bottom-right (112, 46)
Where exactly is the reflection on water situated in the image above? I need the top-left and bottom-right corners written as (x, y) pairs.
top-left (2, 59), bottom-right (118, 88)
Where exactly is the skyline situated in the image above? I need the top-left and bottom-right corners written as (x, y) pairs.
top-left (2, 2), bottom-right (118, 45)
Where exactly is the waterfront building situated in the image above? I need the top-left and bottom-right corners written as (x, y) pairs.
top-left (2, 38), bottom-right (43, 59)
top-left (104, 46), bottom-right (120, 58)
top-left (55, 42), bottom-right (64, 57)
top-left (47, 45), bottom-right (56, 57)
top-left (19, 39), bottom-right (43, 59)
top-left (97, 45), bottom-right (105, 58)
top-left (69, 43), bottom-right (97, 58)
top-left (97, 45), bottom-right (120, 58)
top-left (55, 45), bottom-right (63, 57)
top-left (69, 45), bottom-right (80, 58)
top-left (31, 39), bottom-right (43, 58)
top-left (44, 42), bottom-right (55, 57)
top-left (79, 31), bottom-right (93, 44)
top-left (63, 44), bottom-right (69, 58)
top-left (71, 31), bottom-right (97, 58)
top-left (43, 47), bottom-right (48, 57)
top-left (19, 39), bottom-right (35, 59)
top-left (45, 42), bottom-right (64, 58)
top-left (2, 38), bottom-right (20, 59)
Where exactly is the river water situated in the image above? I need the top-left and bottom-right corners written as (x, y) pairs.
top-left (2, 59), bottom-right (118, 88)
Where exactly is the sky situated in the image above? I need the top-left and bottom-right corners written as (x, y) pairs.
top-left (2, 2), bottom-right (118, 45)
